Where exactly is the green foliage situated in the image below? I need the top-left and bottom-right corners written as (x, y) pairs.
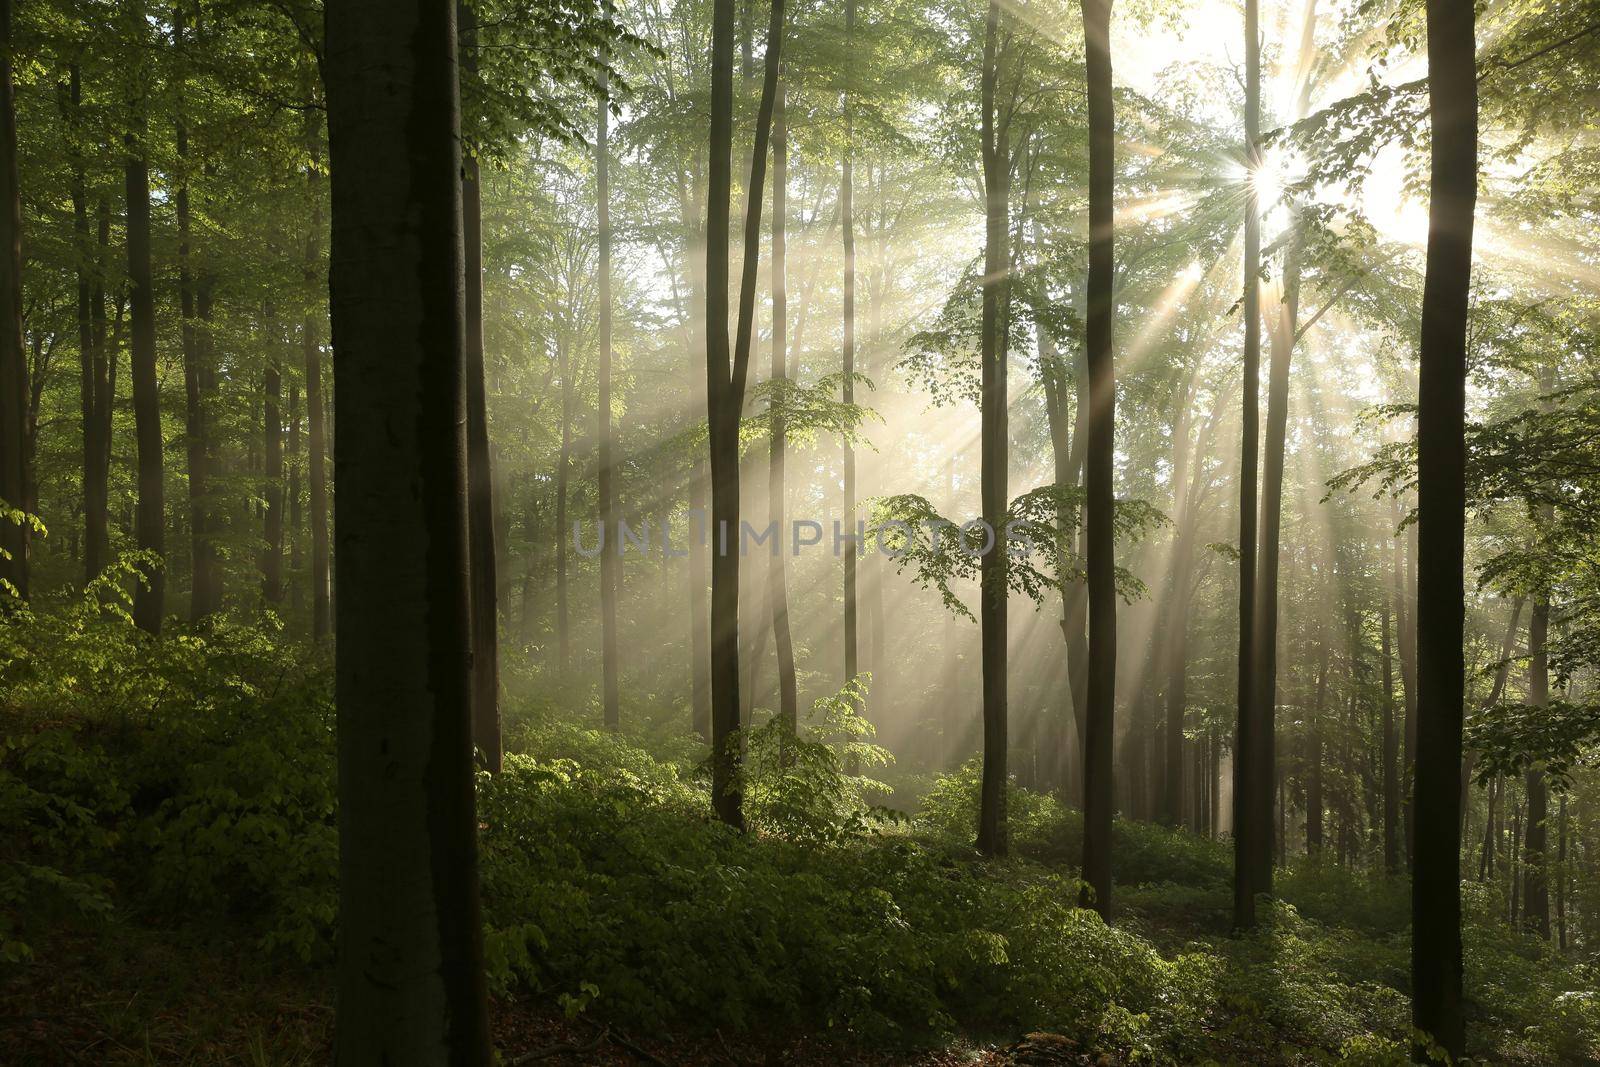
top-left (1468, 699), bottom-right (1600, 790)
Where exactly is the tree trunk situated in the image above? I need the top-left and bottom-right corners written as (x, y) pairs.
top-left (596, 81), bottom-right (620, 732)
top-left (767, 73), bottom-right (799, 731)
top-left (1307, 639), bottom-right (1328, 853)
top-left (303, 78), bottom-right (331, 639)
top-left (461, 2), bottom-right (502, 767)
top-left (1411, 0), bottom-right (1476, 1054)
top-left (323, 0), bottom-right (491, 1056)
top-left (1523, 598), bottom-right (1550, 937)
top-left (705, 0), bottom-right (783, 827)
top-left (1232, 0), bottom-right (1263, 931)
top-left (68, 66), bottom-right (111, 586)
top-left (1394, 503), bottom-right (1419, 867)
top-left (126, 51), bottom-right (164, 634)
top-left (1381, 589), bottom-right (1400, 873)
top-left (1080, 0), bottom-right (1115, 916)
top-left (263, 335), bottom-right (285, 605)
top-left (0, 0), bottom-right (27, 600)
top-left (555, 337), bottom-right (572, 674)
top-left (841, 0), bottom-right (859, 690)
top-left (975, 0), bottom-right (1010, 859)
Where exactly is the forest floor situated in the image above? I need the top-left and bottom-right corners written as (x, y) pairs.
top-left (1, 924), bottom-right (1074, 1066)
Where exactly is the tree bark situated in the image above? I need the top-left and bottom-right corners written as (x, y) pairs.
top-left (0, 0), bottom-right (27, 600)
top-left (126, 36), bottom-right (164, 634)
top-left (1382, 587), bottom-right (1400, 873)
top-left (1411, 0), bottom-right (1476, 1054)
top-left (975, 0), bottom-right (1010, 859)
top-left (841, 0), bottom-right (859, 689)
top-left (1523, 598), bottom-right (1550, 937)
top-left (323, 0), bottom-right (491, 1057)
top-left (767, 72), bottom-right (799, 731)
top-left (1232, 0), bottom-right (1263, 931)
top-left (705, 0), bottom-right (784, 827)
top-left (596, 81), bottom-right (620, 733)
top-left (303, 75), bottom-right (332, 639)
top-left (1080, 0), bottom-right (1115, 916)
top-left (461, 1), bottom-right (502, 767)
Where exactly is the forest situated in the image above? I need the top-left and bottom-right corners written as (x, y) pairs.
top-left (2, 0), bottom-right (1598, 1061)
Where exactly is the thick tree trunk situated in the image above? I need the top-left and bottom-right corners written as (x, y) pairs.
top-left (1080, 0), bottom-right (1115, 915)
top-left (0, 0), bottom-right (27, 600)
top-left (126, 66), bottom-right (164, 634)
top-left (1232, 0), bottom-right (1263, 930)
top-left (323, 0), bottom-right (491, 1057)
top-left (1523, 598), bottom-right (1551, 937)
top-left (975, 0), bottom-right (1010, 858)
top-left (461, 2), bottom-right (502, 767)
top-left (1410, 0), bottom-right (1476, 1054)
top-left (768, 74), bottom-right (799, 731)
top-left (596, 82), bottom-right (620, 732)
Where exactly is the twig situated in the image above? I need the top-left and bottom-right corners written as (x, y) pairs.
top-left (510, 1027), bottom-right (609, 1064)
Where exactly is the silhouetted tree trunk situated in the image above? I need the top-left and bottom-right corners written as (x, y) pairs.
top-left (1523, 598), bottom-right (1550, 937)
top-left (1394, 503), bottom-right (1419, 866)
top-left (975, 0), bottom-right (1010, 858)
top-left (841, 0), bottom-right (858, 689)
top-left (174, 6), bottom-right (216, 620)
top-left (66, 65), bottom-right (110, 586)
top-left (596, 80), bottom-right (620, 732)
top-left (0, 0), bottom-right (27, 600)
top-left (303, 75), bottom-right (331, 639)
top-left (1248, 0), bottom-right (1316, 893)
top-left (461, 1), bottom-right (502, 767)
top-left (323, 0), bottom-right (491, 1057)
top-left (1232, 0), bottom-right (1263, 930)
top-left (1411, 0), bottom-right (1476, 1054)
top-left (768, 72), bottom-right (799, 731)
top-left (126, 30), bottom-right (164, 634)
top-left (1079, 0), bottom-right (1115, 915)
top-left (705, 0), bottom-right (783, 827)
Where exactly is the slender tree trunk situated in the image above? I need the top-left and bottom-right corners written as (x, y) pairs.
top-left (1080, 0), bottom-right (1115, 915)
top-left (1232, 0), bottom-right (1263, 930)
top-left (1307, 638), bottom-right (1328, 853)
top-left (1523, 598), bottom-right (1551, 937)
top-left (975, 0), bottom-right (1010, 858)
top-left (1161, 382), bottom-right (1197, 825)
top-left (289, 381), bottom-right (302, 610)
top-left (0, 0), bottom-right (27, 599)
top-left (1411, 0), bottom-right (1476, 1053)
top-left (705, 0), bottom-right (784, 827)
top-left (1556, 795), bottom-right (1567, 951)
top-left (303, 78), bottom-right (331, 639)
top-left (1382, 588), bottom-right (1400, 873)
top-left (263, 331), bottom-right (285, 605)
top-left (174, 7), bottom-right (215, 620)
top-left (68, 66), bottom-right (110, 585)
top-left (460, 2), bottom-right (502, 766)
top-left (126, 47), bottom-right (164, 634)
top-left (323, 0), bottom-right (491, 1056)
top-left (840, 0), bottom-right (859, 689)
top-left (768, 72), bottom-right (799, 731)
top-left (1394, 504), bottom-right (1419, 867)
top-left (596, 81), bottom-right (620, 732)
top-left (555, 338), bottom-right (572, 675)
